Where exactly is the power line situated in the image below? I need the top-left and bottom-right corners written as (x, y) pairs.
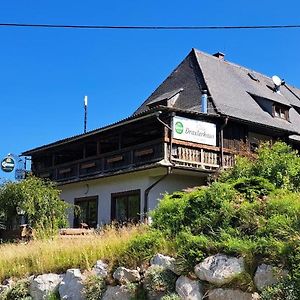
top-left (0, 23), bottom-right (300, 30)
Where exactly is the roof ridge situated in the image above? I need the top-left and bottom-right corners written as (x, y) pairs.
top-left (193, 47), bottom-right (281, 83)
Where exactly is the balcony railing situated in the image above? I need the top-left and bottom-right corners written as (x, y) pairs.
top-left (34, 139), bottom-right (236, 182)
top-left (35, 140), bottom-right (164, 182)
top-left (171, 144), bottom-right (234, 170)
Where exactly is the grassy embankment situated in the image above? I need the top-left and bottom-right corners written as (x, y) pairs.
top-left (0, 224), bottom-right (167, 282)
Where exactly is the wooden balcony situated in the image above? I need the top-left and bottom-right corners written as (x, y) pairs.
top-left (34, 138), bottom-right (236, 183)
top-left (171, 143), bottom-right (234, 170)
top-left (35, 140), bottom-right (164, 182)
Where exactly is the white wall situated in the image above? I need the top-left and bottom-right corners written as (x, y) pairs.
top-left (59, 167), bottom-right (206, 227)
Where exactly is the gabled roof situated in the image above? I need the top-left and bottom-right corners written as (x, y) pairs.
top-left (134, 48), bottom-right (300, 136)
top-left (23, 48), bottom-right (300, 156)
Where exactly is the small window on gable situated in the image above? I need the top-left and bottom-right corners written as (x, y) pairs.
top-left (273, 104), bottom-right (289, 120)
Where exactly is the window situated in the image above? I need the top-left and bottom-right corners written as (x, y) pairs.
top-left (74, 196), bottom-right (98, 228)
top-left (111, 190), bottom-right (140, 223)
top-left (273, 104), bottom-right (289, 120)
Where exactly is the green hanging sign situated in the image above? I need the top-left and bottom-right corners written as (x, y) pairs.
top-left (1, 156), bottom-right (15, 173)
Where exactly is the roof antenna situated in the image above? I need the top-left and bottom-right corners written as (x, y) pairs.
top-left (84, 96), bottom-right (88, 133)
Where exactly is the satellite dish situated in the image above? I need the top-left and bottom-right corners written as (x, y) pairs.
top-left (272, 75), bottom-right (282, 87)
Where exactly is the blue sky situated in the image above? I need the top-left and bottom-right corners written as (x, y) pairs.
top-left (0, 0), bottom-right (300, 180)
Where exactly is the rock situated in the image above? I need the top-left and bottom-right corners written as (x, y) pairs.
top-left (176, 276), bottom-right (203, 300)
top-left (0, 285), bottom-right (8, 294)
top-left (2, 278), bottom-right (14, 287)
top-left (30, 273), bottom-right (62, 300)
top-left (194, 254), bottom-right (245, 285)
top-left (150, 253), bottom-right (180, 275)
top-left (102, 285), bottom-right (133, 300)
top-left (254, 264), bottom-right (288, 291)
top-left (208, 289), bottom-right (260, 300)
top-left (93, 260), bottom-right (108, 277)
top-left (113, 267), bottom-right (140, 284)
top-left (59, 269), bottom-right (85, 300)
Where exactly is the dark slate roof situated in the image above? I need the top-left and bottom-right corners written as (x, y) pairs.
top-left (134, 48), bottom-right (300, 137)
top-left (147, 88), bottom-right (183, 106)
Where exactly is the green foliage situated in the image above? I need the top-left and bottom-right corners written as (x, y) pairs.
top-left (222, 142), bottom-right (300, 191)
top-left (161, 293), bottom-right (181, 300)
top-left (0, 176), bottom-right (70, 237)
top-left (260, 277), bottom-right (298, 300)
top-left (118, 229), bottom-right (166, 268)
top-left (144, 265), bottom-right (177, 298)
top-left (45, 290), bottom-right (60, 300)
top-left (82, 274), bottom-right (106, 300)
top-left (150, 142), bottom-right (300, 299)
top-left (151, 191), bottom-right (188, 236)
top-left (175, 232), bottom-right (215, 271)
top-left (232, 176), bottom-right (275, 201)
top-left (182, 182), bottom-right (237, 236)
top-left (0, 279), bottom-right (32, 300)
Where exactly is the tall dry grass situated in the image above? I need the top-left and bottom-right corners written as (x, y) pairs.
top-left (0, 225), bottom-right (147, 281)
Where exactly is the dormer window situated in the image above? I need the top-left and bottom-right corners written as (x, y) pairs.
top-left (147, 88), bottom-right (183, 110)
top-left (273, 104), bottom-right (289, 120)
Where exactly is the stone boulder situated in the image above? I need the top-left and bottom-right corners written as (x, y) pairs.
top-left (30, 273), bottom-right (62, 300)
top-left (113, 267), bottom-right (140, 284)
top-left (0, 285), bottom-right (8, 294)
top-left (254, 264), bottom-right (288, 291)
top-left (59, 269), bottom-right (85, 300)
top-left (93, 260), bottom-right (108, 277)
top-left (176, 276), bottom-right (203, 300)
top-left (208, 289), bottom-right (260, 300)
top-left (194, 254), bottom-right (245, 285)
top-left (150, 253), bottom-right (180, 275)
top-left (102, 285), bottom-right (133, 300)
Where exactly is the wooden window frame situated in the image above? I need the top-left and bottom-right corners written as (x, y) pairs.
top-left (272, 104), bottom-right (289, 121)
top-left (111, 189), bottom-right (141, 222)
top-left (74, 196), bottom-right (99, 228)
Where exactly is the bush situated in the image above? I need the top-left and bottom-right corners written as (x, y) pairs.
top-left (175, 232), bottom-right (215, 271)
top-left (82, 274), bottom-right (106, 300)
top-left (232, 176), bottom-right (275, 201)
top-left (221, 142), bottom-right (300, 191)
top-left (0, 176), bottom-right (70, 237)
top-left (151, 191), bottom-right (188, 236)
top-left (0, 279), bottom-right (31, 300)
top-left (144, 265), bottom-right (177, 298)
top-left (260, 278), bottom-right (298, 300)
top-left (161, 293), bottom-right (181, 300)
top-left (118, 229), bottom-right (167, 268)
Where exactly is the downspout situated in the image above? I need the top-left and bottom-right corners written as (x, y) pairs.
top-left (143, 166), bottom-right (172, 222)
top-left (220, 116), bottom-right (229, 168)
top-left (143, 111), bottom-right (174, 222)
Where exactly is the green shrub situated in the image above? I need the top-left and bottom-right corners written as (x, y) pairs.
top-left (118, 229), bottom-right (166, 268)
top-left (161, 293), bottom-right (181, 300)
top-left (175, 232), bottom-right (216, 271)
top-left (260, 278), bottom-right (298, 300)
top-left (151, 191), bottom-right (188, 236)
top-left (221, 142), bottom-right (300, 191)
top-left (182, 182), bottom-right (237, 236)
top-left (144, 265), bottom-right (177, 298)
top-left (82, 274), bottom-right (106, 300)
top-left (0, 279), bottom-right (31, 300)
top-left (232, 176), bottom-right (275, 201)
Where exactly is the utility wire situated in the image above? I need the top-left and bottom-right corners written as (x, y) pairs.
top-left (0, 23), bottom-right (300, 30)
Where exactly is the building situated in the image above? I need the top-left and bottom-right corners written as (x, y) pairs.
top-left (22, 48), bottom-right (300, 227)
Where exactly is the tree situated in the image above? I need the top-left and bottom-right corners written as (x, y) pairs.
top-left (0, 176), bottom-right (69, 237)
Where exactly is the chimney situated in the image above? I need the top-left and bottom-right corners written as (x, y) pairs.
top-left (213, 52), bottom-right (225, 60)
top-left (201, 90), bottom-right (208, 114)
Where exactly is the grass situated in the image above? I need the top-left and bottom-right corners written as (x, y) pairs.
top-left (0, 224), bottom-right (148, 282)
